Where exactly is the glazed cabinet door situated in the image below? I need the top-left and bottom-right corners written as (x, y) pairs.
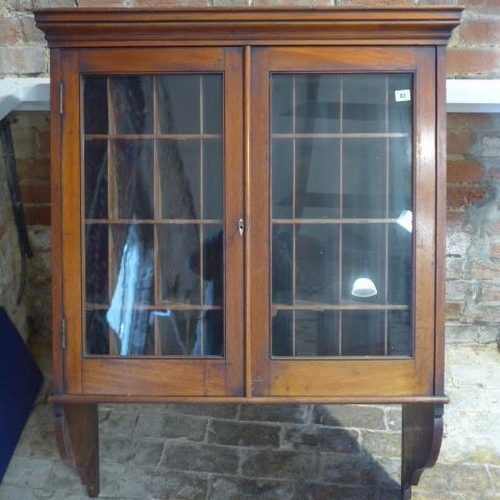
top-left (59, 48), bottom-right (245, 397)
top-left (250, 47), bottom-right (438, 398)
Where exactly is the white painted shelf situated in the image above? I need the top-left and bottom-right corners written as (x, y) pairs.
top-left (1, 77), bottom-right (499, 121)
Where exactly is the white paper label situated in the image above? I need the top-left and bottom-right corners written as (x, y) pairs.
top-left (395, 89), bottom-right (411, 102)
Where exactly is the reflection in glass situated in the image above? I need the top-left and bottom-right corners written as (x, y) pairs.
top-left (106, 225), bottom-right (155, 355)
top-left (113, 140), bottom-right (154, 219)
top-left (343, 139), bottom-right (386, 219)
top-left (270, 72), bottom-right (414, 358)
top-left (342, 224), bottom-right (386, 303)
top-left (342, 311), bottom-right (385, 356)
top-left (295, 224), bottom-right (340, 304)
top-left (84, 76), bottom-right (108, 135)
top-left (85, 224), bottom-right (109, 305)
top-left (111, 76), bottom-right (154, 135)
top-left (84, 140), bottom-right (108, 219)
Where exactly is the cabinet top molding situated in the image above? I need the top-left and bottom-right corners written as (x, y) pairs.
top-left (35, 7), bottom-right (463, 48)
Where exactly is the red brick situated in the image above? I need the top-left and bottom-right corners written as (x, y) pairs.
top-left (447, 129), bottom-right (476, 155)
top-left (447, 184), bottom-right (489, 210)
top-left (446, 301), bottom-right (462, 321)
top-left (472, 259), bottom-right (500, 280)
top-left (460, 20), bottom-right (500, 46)
top-left (24, 205), bottom-right (51, 226)
top-left (447, 48), bottom-right (500, 77)
top-left (489, 242), bottom-right (500, 260)
top-left (16, 159), bottom-right (51, 183)
top-left (447, 159), bottom-right (485, 183)
top-left (0, 17), bottom-right (22, 45)
top-left (446, 209), bottom-right (467, 223)
top-left (20, 182), bottom-right (51, 205)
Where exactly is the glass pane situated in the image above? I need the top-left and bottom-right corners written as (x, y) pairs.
top-left (84, 140), bottom-right (108, 219)
top-left (342, 75), bottom-right (386, 134)
top-left (343, 139), bottom-right (386, 219)
top-left (272, 311), bottom-right (293, 357)
top-left (341, 311), bottom-right (385, 356)
top-left (159, 140), bottom-right (200, 220)
top-left (272, 225), bottom-right (293, 305)
top-left (296, 224), bottom-right (340, 304)
top-left (112, 139), bottom-right (154, 219)
top-left (342, 224), bottom-right (386, 304)
top-left (295, 75), bottom-right (341, 134)
top-left (296, 311), bottom-right (340, 357)
top-left (203, 76), bottom-right (223, 135)
top-left (85, 224), bottom-right (109, 305)
top-left (296, 139), bottom-right (340, 220)
top-left (84, 76), bottom-right (108, 135)
top-left (111, 76), bottom-right (154, 135)
top-left (271, 75), bottom-right (293, 134)
top-left (388, 136), bottom-right (412, 218)
top-left (204, 140), bottom-right (223, 219)
top-left (270, 73), bottom-right (413, 358)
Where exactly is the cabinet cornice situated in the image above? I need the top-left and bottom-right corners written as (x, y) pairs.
top-left (34, 7), bottom-right (463, 48)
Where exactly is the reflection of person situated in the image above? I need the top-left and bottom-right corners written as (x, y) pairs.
top-left (188, 231), bottom-right (224, 356)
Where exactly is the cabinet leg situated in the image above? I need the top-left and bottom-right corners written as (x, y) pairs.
top-left (54, 403), bottom-right (100, 498)
top-left (401, 403), bottom-right (444, 499)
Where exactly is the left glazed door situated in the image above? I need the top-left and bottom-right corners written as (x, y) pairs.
top-left (59, 48), bottom-right (245, 397)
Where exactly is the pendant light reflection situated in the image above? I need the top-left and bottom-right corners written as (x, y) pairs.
top-left (351, 276), bottom-right (378, 298)
top-left (397, 209), bottom-right (413, 233)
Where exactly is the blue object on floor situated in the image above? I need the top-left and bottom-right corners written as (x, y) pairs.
top-left (0, 307), bottom-right (43, 483)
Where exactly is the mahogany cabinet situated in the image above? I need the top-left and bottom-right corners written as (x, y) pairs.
top-left (35, 7), bottom-right (462, 498)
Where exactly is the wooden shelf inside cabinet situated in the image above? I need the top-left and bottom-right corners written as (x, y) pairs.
top-left (35, 6), bottom-right (462, 499)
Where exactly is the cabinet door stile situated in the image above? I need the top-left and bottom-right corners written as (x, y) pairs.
top-left (222, 47), bottom-right (245, 396)
top-left (249, 48), bottom-right (272, 396)
top-left (62, 49), bottom-right (84, 394)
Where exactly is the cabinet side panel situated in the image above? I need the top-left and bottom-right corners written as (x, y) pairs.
top-left (51, 48), bottom-right (64, 395)
top-left (434, 46), bottom-right (447, 397)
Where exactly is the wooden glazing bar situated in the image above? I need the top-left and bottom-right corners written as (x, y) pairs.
top-left (291, 75), bottom-right (297, 357)
top-left (84, 133), bottom-right (222, 140)
top-left (273, 303), bottom-right (409, 311)
top-left (384, 75), bottom-right (390, 356)
top-left (84, 218), bottom-right (222, 225)
top-left (86, 303), bottom-right (223, 311)
top-left (153, 75), bottom-right (161, 356)
top-left (106, 77), bottom-right (118, 356)
top-left (199, 74), bottom-right (205, 356)
top-left (338, 75), bottom-right (344, 356)
top-left (271, 218), bottom-right (404, 225)
top-left (272, 132), bottom-right (408, 139)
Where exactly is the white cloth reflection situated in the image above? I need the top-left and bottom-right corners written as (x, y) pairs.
top-left (107, 225), bottom-right (153, 355)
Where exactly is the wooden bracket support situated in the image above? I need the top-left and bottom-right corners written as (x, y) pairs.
top-left (54, 403), bottom-right (100, 498)
top-left (401, 403), bottom-right (444, 499)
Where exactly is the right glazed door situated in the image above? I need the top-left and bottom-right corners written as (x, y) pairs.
top-left (250, 46), bottom-right (438, 398)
